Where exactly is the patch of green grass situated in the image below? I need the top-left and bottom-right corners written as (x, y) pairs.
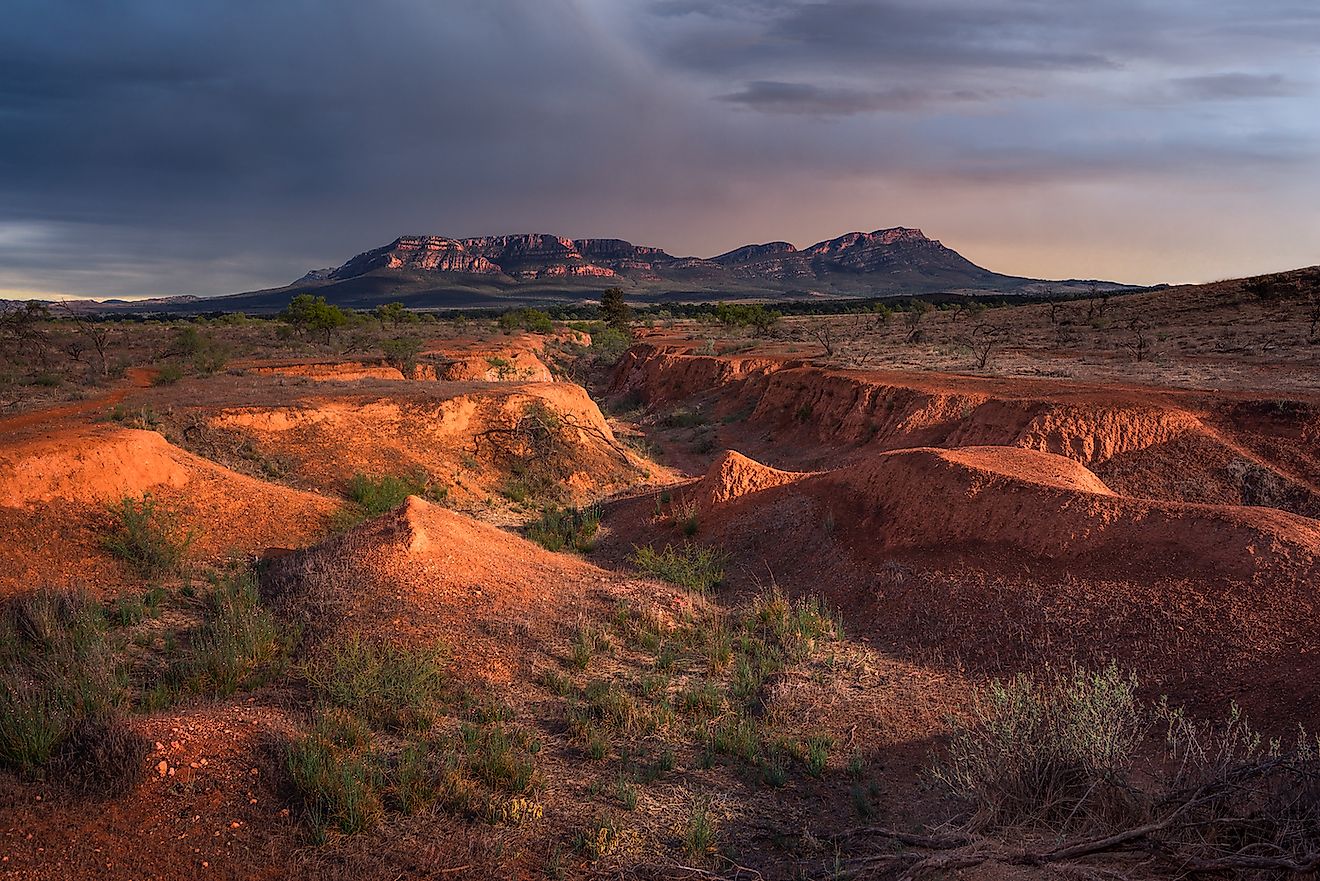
top-left (103, 493), bottom-right (195, 579)
top-left (632, 542), bottom-right (728, 594)
top-left (283, 715), bottom-right (384, 842)
top-left (0, 590), bottom-right (136, 781)
top-left (168, 571), bottom-right (286, 697)
top-left (684, 796), bottom-right (718, 862)
top-left (302, 638), bottom-right (448, 732)
top-left (569, 622), bottom-right (609, 671)
top-left (526, 504), bottom-right (601, 553)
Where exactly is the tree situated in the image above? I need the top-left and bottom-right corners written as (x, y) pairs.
top-left (381, 336), bottom-right (424, 379)
top-left (280, 294), bottom-right (347, 344)
top-left (904, 300), bottom-right (935, 343)
top-left (600, 287), bottom-right (632, 333)
top-left (374, 301), bottom-right (413, 329)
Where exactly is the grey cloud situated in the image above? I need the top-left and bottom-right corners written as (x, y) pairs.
top-left (0, 0), bottom-right (1318, 296)
top-left (718, 80), bottom-right (997, 115)
top-left (1170, 72), bottom-right (1302, 100)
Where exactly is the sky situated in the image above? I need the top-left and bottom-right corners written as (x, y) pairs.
top-left (1, 0), bottom-right (1317, 300)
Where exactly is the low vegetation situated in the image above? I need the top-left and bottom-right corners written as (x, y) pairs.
top-left (526, 504), bottom-right (601, 553)
top-left (103, 493), bottom-right (195, 579)
top-left (631, 542), bottom-right (728, 593)
top-left (284, 636), bottom-right (543, 842)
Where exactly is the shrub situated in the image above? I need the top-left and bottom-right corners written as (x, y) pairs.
top-left (302, 638), bottom-right (448, 732)
top-left (169, 571), bottom-right (284, 697)
top-left (380, 337), bottom-right (423, 378)
top-left (589, 327), bottom-right (631, 364)
top-left (152, 364), bottom-right (185, 385)
top-left (934, 663), bottom-right (1144, 830)
top-left (632, 543), bottom-right (728, 594)
top-left (526, 504), bottom-right (600, 553)
top-left (103, 494), bottom-right (194, 579)
top-left (0, 590), bottom-right (130, 776)
top-left (49, 714), bottom-right (149, 795)
top-left (336, 471), bottom-right (447, 528)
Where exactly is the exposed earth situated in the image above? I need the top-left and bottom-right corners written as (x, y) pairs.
top-left (0, 268), bottom-right (1317, 879)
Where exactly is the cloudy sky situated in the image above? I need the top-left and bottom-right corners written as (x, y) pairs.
top-left (2, 0), bottom-right (1317, 299)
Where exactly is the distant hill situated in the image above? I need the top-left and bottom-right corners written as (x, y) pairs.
top-left (49, 228), bottom-right (1144, 313)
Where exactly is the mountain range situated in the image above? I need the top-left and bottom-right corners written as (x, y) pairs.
top-left (51, 228), bottom-right (1142, 313)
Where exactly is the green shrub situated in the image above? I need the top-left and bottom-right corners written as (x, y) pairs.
top-left (632, 543), bottom-right (728, 593)
top-left (169, 572), bottom-right (285, 697)
top-left (498, 308), bottom-right (554, 334)
top-left (335, 471), bottom-right (447, 529)
top-left (380, 337), bottom-right (424, 378)
top-left (526, 504), bottom-right (601, 553)
top-left (153, 364), bottom-right (185, 385)
top-left (589, 327), bottom-right (631, 364)
top-left (103, 494), bottom-right (194, 579)
top-left (0, 590), bottom-right (130, 776)
top-left (302, 638), bottom-right (448, 732)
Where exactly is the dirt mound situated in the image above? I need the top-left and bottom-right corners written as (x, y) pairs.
top-left (0, 426), bottom-right (337, 596)
top-left (0, 427), bottom-right (192, 507)
top-left (428, 349), bottom-right (553, 383)
top-left (202, 382), bottom-right (644, 505)
top-left (262, 497), bottom-right (664, 680)
top-left (832, 446), bottom-right (1317, 581)
top-left (612, 344), bottom-right (1320, 515)
top-left (692, 449), bottom-right (803, 507)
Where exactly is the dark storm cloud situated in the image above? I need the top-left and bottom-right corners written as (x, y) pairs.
top-left (1, 0), bottom-right (1318, 296)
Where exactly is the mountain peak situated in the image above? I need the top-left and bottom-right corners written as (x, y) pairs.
top-left (300, 225), bottom-right (1073, 298)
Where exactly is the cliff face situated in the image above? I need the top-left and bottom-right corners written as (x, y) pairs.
top-left (330, 234), bottom-right (686, 282)
top-left (314, 226), bottom-right (1032, 294)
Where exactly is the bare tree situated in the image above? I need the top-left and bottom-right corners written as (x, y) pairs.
top-left (966, 323), bottom-right (1002, 371)
top-left (58, 304), bottom-right (112, 377)
top-left (0, 300), bottom-right (54, 370)
top-left (1123, 318), bottom-right (1150, 362)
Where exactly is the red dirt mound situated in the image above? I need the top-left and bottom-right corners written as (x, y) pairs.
top-left (602, 446), bottom-right (1320, 721)
top-left (262, 497), bottom-right (676, 681)
top-left (611, 344), bottom-right (1320, 515)
top-left (201, 381), bottom-right (645, 506)
top-left (0, 426), bottom-right (337, 596)
top-left (691, 449), bottom-right (803, 508)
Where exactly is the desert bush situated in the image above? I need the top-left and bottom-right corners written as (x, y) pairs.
top-left (103, 493), bottom-right (194, 579)
top-left (588, 326), bottom-right (631, 364)
top-left (935, 663), bottom-right (1145, 830)
top-left (169, 571), bottom-right (285, 697)
top-left (0, 590), bottom-right (131, 777)
top-left (632, 542), bottom-right (728, 593)
top-left (49, 714), bottom-right (149, 796)
top-left (526, 504), bottom-right (600, 553)
top-left (152, 363), bottom-right (185, 385)
top-left (302, 638), bottom-right (448, 732)
top-left (380, 336), bottom-right (423, 378)
top-left (337, 471), bottom-right (446, 528)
